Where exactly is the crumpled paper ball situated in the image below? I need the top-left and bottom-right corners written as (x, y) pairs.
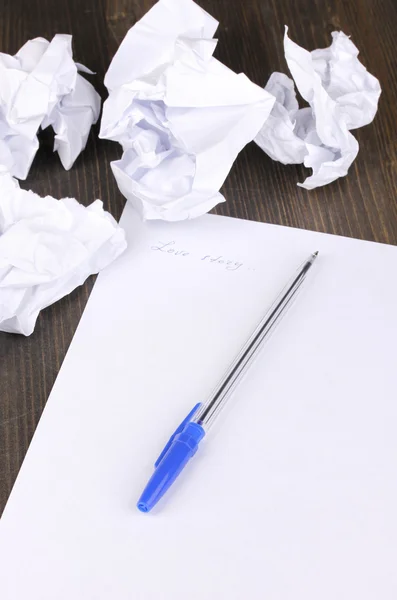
top-left (255, 28), bottom-right (381, 189)
top-left (99, 0), bottom-right (274, 221)
top-left (0, 171), bottom-right (126, 335)
top-left (0, 34), bottom-right (101, 179)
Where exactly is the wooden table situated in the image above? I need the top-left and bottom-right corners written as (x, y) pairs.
top-left (1, 0), bottom-right (396, 515)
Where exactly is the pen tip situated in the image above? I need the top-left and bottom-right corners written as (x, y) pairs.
top-left (308, 251), bottom-right (319, 266)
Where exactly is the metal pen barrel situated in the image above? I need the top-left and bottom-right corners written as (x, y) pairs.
top-left (192, 252), bottom-right (318, 430)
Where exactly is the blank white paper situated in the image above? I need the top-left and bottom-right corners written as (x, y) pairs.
top-left (1, 203), bottom-right (397, 599)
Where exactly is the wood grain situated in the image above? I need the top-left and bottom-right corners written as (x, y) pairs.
top-left (1, 0), bottom-right (396, 514)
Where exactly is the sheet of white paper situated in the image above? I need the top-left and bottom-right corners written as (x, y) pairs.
top-left (99, 0), bottom-right (275, 221)
top-left (1, 204), bottom-right (397, 599)
top-left (0, 172), bottom-right (126, 335)
top-left (255, 29), bottom-right (381, 189)
top-left (0, 34), bottom-right (100, 179)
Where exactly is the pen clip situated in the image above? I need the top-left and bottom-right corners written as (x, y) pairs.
top-left (154, 402), bottom-right (202, 467)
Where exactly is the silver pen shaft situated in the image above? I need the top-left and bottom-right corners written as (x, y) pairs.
top-left (192, 252), bottom-right (318, 430)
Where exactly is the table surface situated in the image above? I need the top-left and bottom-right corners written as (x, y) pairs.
top-left (1, 0), bottom-right (396, 515)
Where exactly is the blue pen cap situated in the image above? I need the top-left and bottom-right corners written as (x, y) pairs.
top-left (137, 415), bottom-right (205, 513)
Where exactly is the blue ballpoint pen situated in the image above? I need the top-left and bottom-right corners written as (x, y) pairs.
top-left (137, 252), bottom-right (319, 513)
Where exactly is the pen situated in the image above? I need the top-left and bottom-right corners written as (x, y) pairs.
top-left (137, 251), bottom-right (319, 512)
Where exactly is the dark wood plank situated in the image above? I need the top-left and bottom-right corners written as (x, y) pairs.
top-left (1, 0), bottom-right (396, 514)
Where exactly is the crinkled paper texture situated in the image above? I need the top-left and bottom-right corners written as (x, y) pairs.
top-left (0, 34), bottom-right (101, 179)
top-left (255, 29), bottom-right (381, 189)
top-left (100, 0), bottom-right (275, 221)
top-left (0, 172), bottom-right (127, 335)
